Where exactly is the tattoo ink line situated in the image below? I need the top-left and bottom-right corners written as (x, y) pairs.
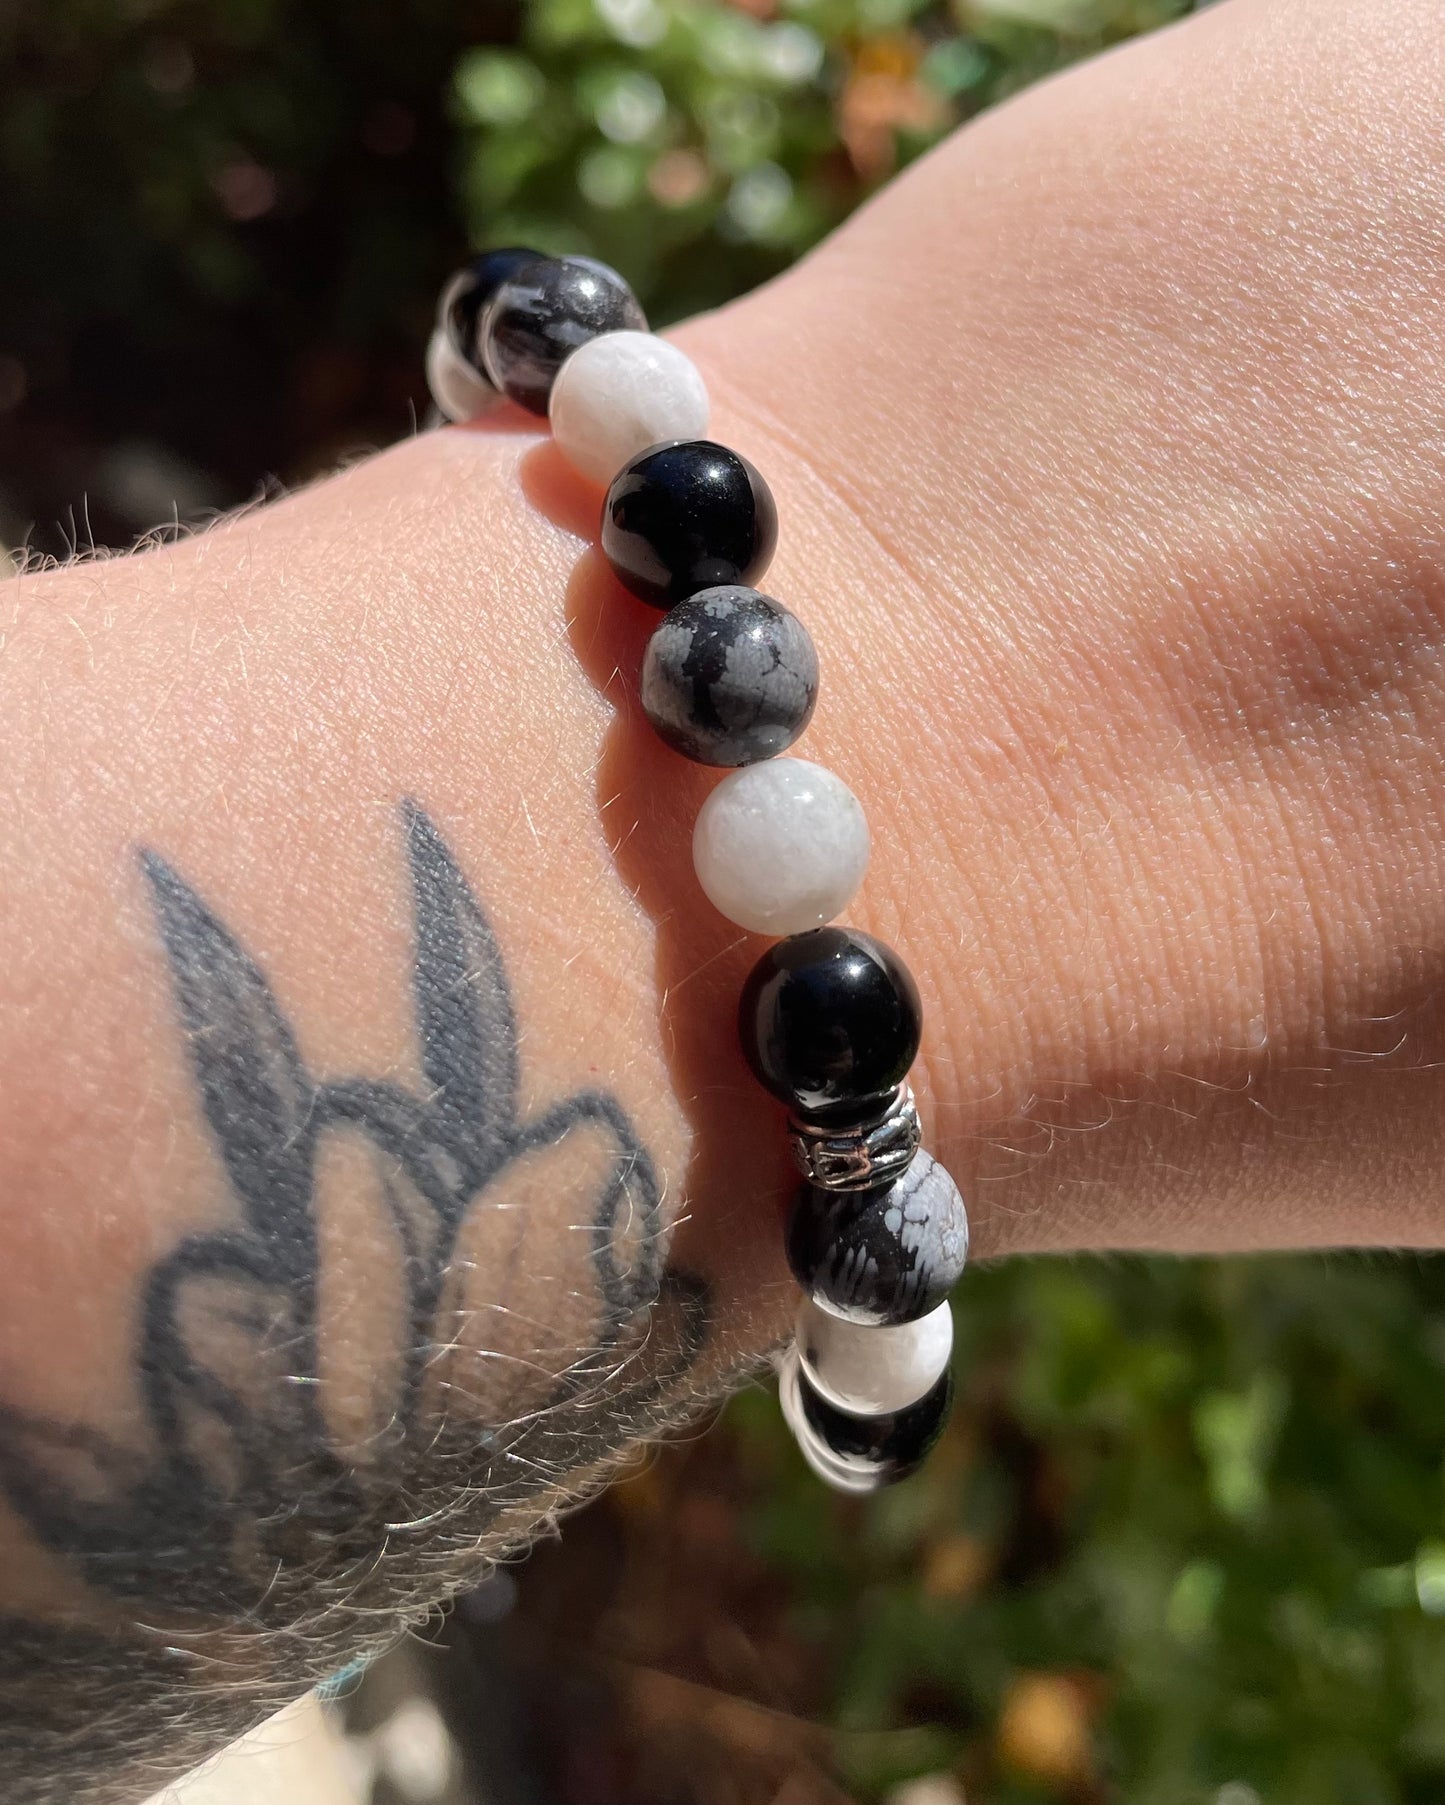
top-left (0, 802), bottom-right (709, 1623)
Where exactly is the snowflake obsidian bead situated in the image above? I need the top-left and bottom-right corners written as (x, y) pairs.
top-left (480, 255), bottom-right (647, 414)
top-left (602, 440), bottom-right (778, 609)
top-left (786, 1150), bottom-right (969, 1325)
top-left (425, 245), bottom-right (540, 423)
top-left (640, 585), bottom-right (817, 766)
top-left (443, 247), bottom-right (543, 358)
top-left (739, 927), bottom-right (922, 1120)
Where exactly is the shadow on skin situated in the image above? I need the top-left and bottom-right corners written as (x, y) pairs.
top-left (454, 398), bottom-right (548, 438)
top-left (517, 437), bottom-right (796, 1328)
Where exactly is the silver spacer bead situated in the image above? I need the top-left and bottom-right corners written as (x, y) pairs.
top-left (787, 1084), bottom-right (922, 1192)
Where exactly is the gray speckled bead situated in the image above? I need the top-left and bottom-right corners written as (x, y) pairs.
top-left (786, 1150), bottom-right (969, 1326)
top-left (639, 585), bottom-right (819, 767)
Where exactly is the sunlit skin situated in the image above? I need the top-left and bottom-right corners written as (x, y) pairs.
top-left (2, 0), bottom-right (1445, 1788)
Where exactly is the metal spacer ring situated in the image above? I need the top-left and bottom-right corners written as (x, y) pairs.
top-left (787, 1084), bottom-right (922, 1192)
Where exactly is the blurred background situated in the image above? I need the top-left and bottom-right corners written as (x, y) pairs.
top-left (9, 3), bottom-right (1445, 1803)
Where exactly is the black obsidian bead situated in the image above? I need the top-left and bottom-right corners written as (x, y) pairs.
top-left (739, 927), bottom-right (922, 1120)
top-left (444, 246), bottom-right (542, 364)
top-left (601, 440), bottom-right (779, 610)
top-left (481, 255), bottom-right (646, 414)
top-left (797, 1361), bottom-right (952, 1488)
top-left (786, 1151), bottom-right (970, 1325)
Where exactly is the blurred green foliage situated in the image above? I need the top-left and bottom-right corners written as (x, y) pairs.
top-left (450, 0), bottom-right (1190, 321)
top-left (0, 0), bottom-right (1184, 541)
top-left (0, 0), bottom-right (502, 544)
top-left (728, 1253), bottom-right (1445, 1804)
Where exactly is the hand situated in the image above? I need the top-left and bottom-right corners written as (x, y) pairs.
top-left (673, 0), bottom-right (1445, 1256)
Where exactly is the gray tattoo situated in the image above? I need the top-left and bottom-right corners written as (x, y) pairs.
top-left (0, 802), bottom-right (710, 1803)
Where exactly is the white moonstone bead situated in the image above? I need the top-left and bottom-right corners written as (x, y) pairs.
top-left (692, 757), bottom-right (870, 936)
top-left (796, 1297), bottom-right (953, 1417)
top-left (777, 1349), bottom-right (880, 1494)
top-left (549, 330), bottom-right (709, 485)
top-left (425, 327), bottom-right (495, 424)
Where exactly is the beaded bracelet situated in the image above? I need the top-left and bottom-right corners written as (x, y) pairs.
top-left (426, 249), bottom-right (970, 1494)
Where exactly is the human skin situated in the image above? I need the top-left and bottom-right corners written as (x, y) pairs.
top-left (3, 0), bottom-right (1445, 1795)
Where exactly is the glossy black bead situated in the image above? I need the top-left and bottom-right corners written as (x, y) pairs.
top-left (445, 246), bottom-right (542, 365)
top-left (797, 1362), bottom-right (952, 1488)
top-left (481, 255), bottom-right (646, 414)
top-left (738, 927), bottom-right (922, 1120)
top-left (601, 440), bottom-right (778, 610)
top-left (786, 1150), bottom-right (969, 1326)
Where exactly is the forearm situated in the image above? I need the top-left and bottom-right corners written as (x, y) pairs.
top-left (0, 426), bottom-right (787, 1800)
